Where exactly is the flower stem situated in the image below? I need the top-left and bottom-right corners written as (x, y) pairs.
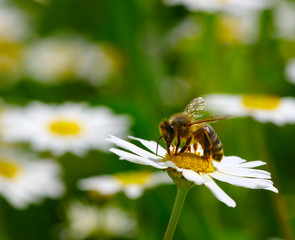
top-left (164, 169), bottom-right (194, 240)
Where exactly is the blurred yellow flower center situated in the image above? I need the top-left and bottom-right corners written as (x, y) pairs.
top-left (0, 40), bottom-right (22, 73)
top-left (164, 153), bottom-right (214, 173)
top-left (114, 171), bottom-right (151, 185)
top-left (242, 95), bottom-right (280, 110)
top-left (0, 159), bottom-right (20, 178)
top-left (217, 17), bottom-right (241, 44)
top-left (49, 120), bottom-right (81, 136)
top-left (215, 0), bottom-right (228, 3)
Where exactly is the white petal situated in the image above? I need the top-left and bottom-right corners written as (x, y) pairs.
top-left (266, 186), bottom-right (279, 193)
top-left (109, 148), bottom-right (166, 169)
top-left (216, 167), bottom-right (271, 179)
top-left (107, 135), bottom-right (158, 159)
top-left (78, 176), bottom-right (121, 195)
top-left (146, 172), bottom-right (173, 187)
top-left (203, 174), bottom-right (236, 207)
top-left (214, 156), bottom-right (246, 167)
top-left (162, 161), bottom-right (184, 172)
top-left (210, 171), bottom-right (275, 190)
top-left (128, 136), bottom-right (166, 158)
top-left (202, 174), bottom-right (236, 208)
top-left (237, 161), bottom-right (266, 168)
top-left (182, 170), bottom-right (204, 185)
top-left (124, 185), bottom-right (144, 199)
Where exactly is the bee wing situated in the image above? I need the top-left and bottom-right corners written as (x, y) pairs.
top-left (186, 114), bottom-right (233, 126)
top-left (183, 97), bottom-right (206, 118)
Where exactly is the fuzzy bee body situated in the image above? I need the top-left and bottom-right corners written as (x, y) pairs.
top-left (159, 97), bottom-right (230, 161)
top-left (193, 124), bottom-right (224, 162)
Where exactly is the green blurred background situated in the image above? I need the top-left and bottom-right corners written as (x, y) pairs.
top-left (0, 0), bottom-right (295, 239)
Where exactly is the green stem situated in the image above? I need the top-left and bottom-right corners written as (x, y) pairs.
top-left (163, 169), bottom-right (194, 240)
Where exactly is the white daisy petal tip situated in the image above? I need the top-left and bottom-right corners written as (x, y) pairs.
top-left (267, 186), bottom-right (279, 194)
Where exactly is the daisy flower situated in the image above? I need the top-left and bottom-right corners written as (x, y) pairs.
top-left (23, 35), bottom-right (119, 85)
top-left (61, 200), bottom-right (137, 239)
top-left (273, 1), bottom-right (295, 41)
top-left (0, 149), bottom-right (64, 209)
top-left (205, 94), bottom-right (295, 126)
top-left (163, 0), bottom-right (274, 14)
top-left (0, 6), bottom-right (30, 42)
top-left (285, 58), bottom-right (295, 85)
top-left (107, 135), bottom-right (277, 208)
top-left (215, 12), bottom-right (259, 45)
top-left (165, 17), bottom-right (202, 48)
top-left (78, 170), bottom-right (173, 199)
top-left (1, 102), bottom-right (131, 156)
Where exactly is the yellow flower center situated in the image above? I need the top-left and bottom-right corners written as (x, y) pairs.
top-left (114, 171), bottom-right (151, 185)
top-left (49, 120), bottom-right (81, 136)
top-left (0, 158), bottom-right (20, 178)
top-left (242, 95), bottom-right (280, 110)
top-left (164, 153), bottom-right (214, 173)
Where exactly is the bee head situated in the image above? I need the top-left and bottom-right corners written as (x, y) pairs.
top-left (159, 119), bottom-right (175, 156)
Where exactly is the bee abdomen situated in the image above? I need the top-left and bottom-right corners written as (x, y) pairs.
top-left (206, 126), bottom-right (224, 162)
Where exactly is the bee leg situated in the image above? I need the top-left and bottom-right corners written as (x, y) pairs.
top-left (166, 145), bottom-right (171, 157)
top-left (194, 128), bottom-right (212, 160)
top-left (187, 145), bottom-right (191, 152)
top-left (193, 143), bottom-right (198, 153)
top-left (179, 136), bottom-right (192, 154)
top-left (175, 135), bottom-right (181, 154)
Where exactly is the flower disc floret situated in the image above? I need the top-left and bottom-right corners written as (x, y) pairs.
top-left (164, 153), bottom-right (214, 173)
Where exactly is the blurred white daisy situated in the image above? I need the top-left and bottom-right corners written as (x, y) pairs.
top-left (107, 135), bottom-right (277, 208)
top-left (78, 170), bottom-right (172, 199)
top-left (0, 149), bottom-right (64, 209)
top-left (0, 6), bottom-right (30, 81)
top-left (62, 200), bottom-right (137, 240)
top-left (0, 6), bottom-right (30, 42)
top-left (216, 12), bottom-right (259, 44)
top-left (205, 94), bottom-right (295, 126)
top-left (24, 36), bottom-right (119, 85)
top-left (163, 0), bottom-right (274, 14)
top-left (285, 58), bottom-right (295, 85)
top-left (1, 102), bottom-right (131, 156)
top-left (273, 1), bottom-right (295, 41)
top-left (166, 17), bottom-right (202, 48)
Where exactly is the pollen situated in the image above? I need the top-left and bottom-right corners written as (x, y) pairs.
top-left (49, 120), bottom-right (81, 136)
top-left (114, 171), bottom-right (151, 185)
top-left (164, 153), bottom-right (214, 173)
top-left (242, 95), bottom-right (280, 110)
top-left (0, 158), bottom-right (20, 178)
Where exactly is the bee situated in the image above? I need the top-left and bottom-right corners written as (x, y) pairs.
top-left (158, 97), bottom-right (231, 161)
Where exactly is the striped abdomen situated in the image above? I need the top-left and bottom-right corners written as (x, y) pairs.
top-left (204, 125), bottom-right (223, 162)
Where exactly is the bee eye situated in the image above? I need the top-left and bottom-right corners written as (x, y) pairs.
top-left (168, 125), bottom-right (174, 136)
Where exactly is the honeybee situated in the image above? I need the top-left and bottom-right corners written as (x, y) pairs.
top-left (158, 97), bottom-right (231, 161)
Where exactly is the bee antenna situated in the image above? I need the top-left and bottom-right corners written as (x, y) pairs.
top-left (156, 136), bottom-right (163, 156)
